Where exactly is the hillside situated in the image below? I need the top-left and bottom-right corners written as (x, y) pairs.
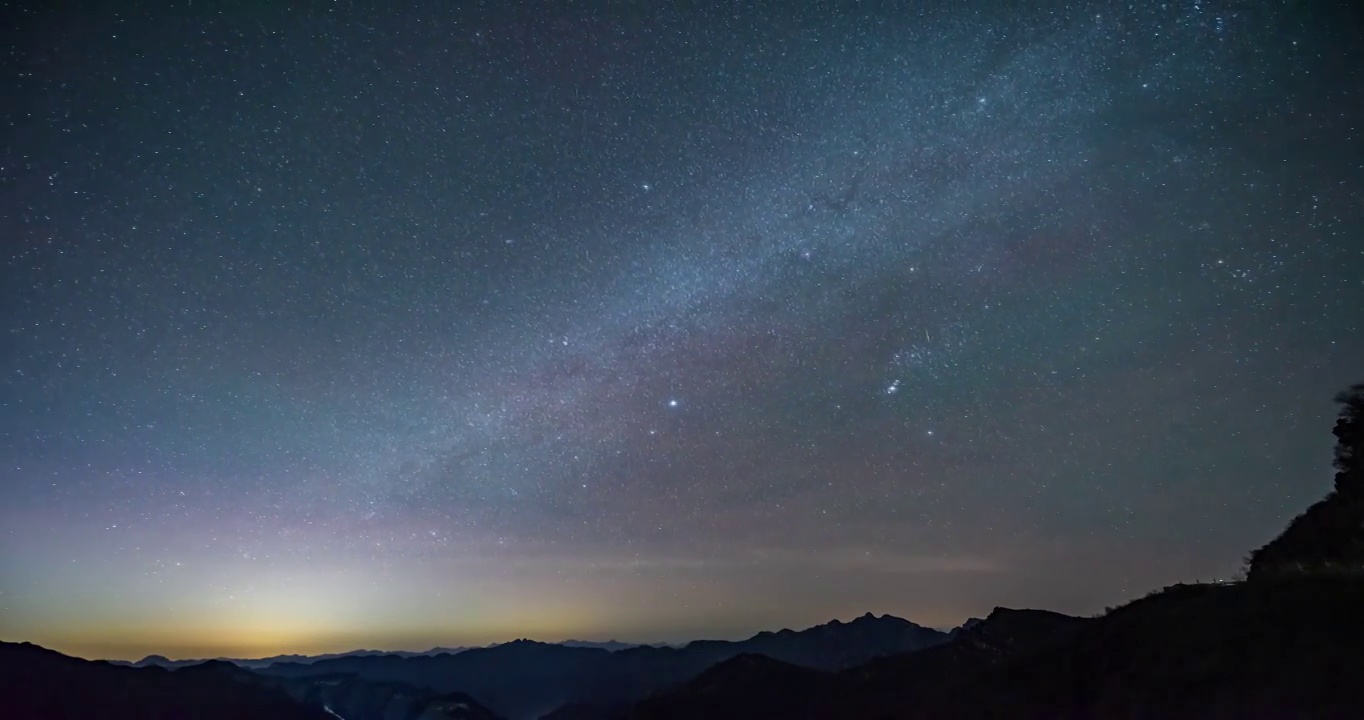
top-left (0, 641), bottom-right (333, 720)
top-left (623, 577), bottom-right (1364, 719)
top-left (0, 640), bottom-right (504, 720)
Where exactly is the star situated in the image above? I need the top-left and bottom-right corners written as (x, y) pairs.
top-left (3, 0), bottom-right (1359, 663)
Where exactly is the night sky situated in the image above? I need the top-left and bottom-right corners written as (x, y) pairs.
top-left (4, 1), bottom-right (1362, 661)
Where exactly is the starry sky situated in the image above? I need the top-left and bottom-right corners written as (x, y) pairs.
top-left (3, 0), bottom-right (1362, 661)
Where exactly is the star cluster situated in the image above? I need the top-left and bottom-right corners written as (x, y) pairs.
top-left (3, 1), bottom-right (1362, 660)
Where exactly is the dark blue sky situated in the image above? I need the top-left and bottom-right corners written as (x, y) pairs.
top-left (3, 0), bottom-right (1362, 660)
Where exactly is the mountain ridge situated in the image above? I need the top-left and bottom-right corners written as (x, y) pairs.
top-left (1, 640), bottom-right (505, 720)
top-left (0, 640), bottom-right (334, 720)
top-left (621, 577), bottom-right (1364, 719)
top-left (259, 612), bottom-right (947, 720)
top-left (114, 640), bottom-right (658, 670)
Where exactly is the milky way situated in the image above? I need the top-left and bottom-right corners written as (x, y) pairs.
top-left (4, 1), bottom-right (1362, 659)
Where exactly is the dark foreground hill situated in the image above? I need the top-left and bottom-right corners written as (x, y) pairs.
top-left (0, 640), bottom-right (502, 720)
top-left (623, 576), bottom-right (1364, 720)
top-left (275, 672), bottom-right (501, 720)
top-left (260, 612), bottom-right (946, 719)
top-left (0, 641), bottom-right (332, 720)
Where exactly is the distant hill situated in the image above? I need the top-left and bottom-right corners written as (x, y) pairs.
top-left (116, 646), bottom-right (475, 670)
top-left (621, 577), bottom-right (1364, 719)
top-left (559, 640), bottom-right (656, 652)
top-left (0, 641), bottom-right (332, 720)
top-left (113, 640), bottom-right (653, 670)
top-left (691, 612), bottom-right (948, 670)
top-left (0, 641), bottom-right (503, 720)
top-left (259, 612), bottom-right (947, 720)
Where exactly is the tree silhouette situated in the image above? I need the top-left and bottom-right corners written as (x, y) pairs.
top-left (1330, 383), bottom-right (1364, 496)
top-left (1246, 383), bottom-right (1364, 580)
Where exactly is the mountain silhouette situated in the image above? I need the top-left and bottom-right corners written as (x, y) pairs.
top-left (276, 671), bottom-right (501, 720)
top-left (558, 640), bottom-right (651, 652)
top-left (618, 579), bottom-right (1364, 719)
top-left (622, 606), bottom-right (1086, 720)
top-left (116, 641), bottom-right (642, 671)
top-left (118, 646), bottom-right (477, 670)
top-left (260, 613), bottom-right (946, 719)
top-left (0, 641), bottom-right (332, 720)
top-left (0, 640), bottom-right (504, 720)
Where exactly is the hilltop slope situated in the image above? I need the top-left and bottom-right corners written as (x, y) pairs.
top-left (624, 577), bottom-right (1364, 719)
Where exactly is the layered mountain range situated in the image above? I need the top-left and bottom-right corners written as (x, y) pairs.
top-left (0, 640), bottom-right (500, 720)
top-left (114, 641), bottom-right (646, 671)
top-left (7, 577), bottom-right (1364, 719)
top-left (259, 613), bottom-right (947, 719)
top-left (115, 647), bottom-right (473, 671)
top-left (1, 613), bottom-right (944, 720)
top-left (624, 577), bottom-right (1364, 720)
